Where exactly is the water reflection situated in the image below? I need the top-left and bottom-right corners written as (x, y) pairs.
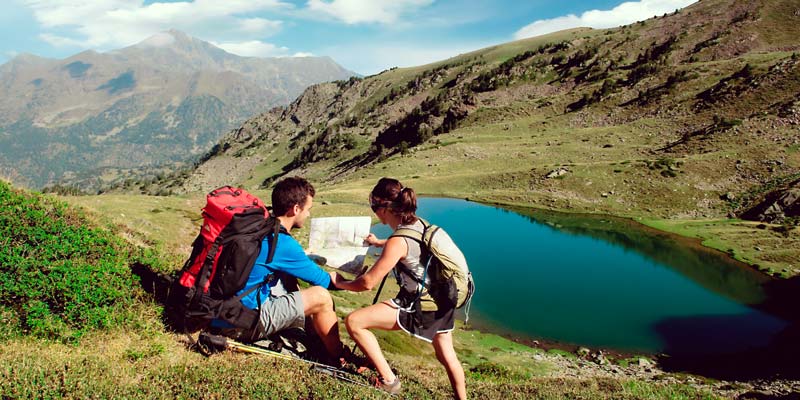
top-left (506, 206), bottom-right (771, 306)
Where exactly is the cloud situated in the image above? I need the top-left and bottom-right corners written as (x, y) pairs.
top-left (238, 18), bottom-right (283, 33)
top-left (20, 0), bottom-right (290, 50)
top-left (291, 52), bottom-right (315, 57)
top-left (39, 33), bottom-right (87, 48)
top-left (306, 0), bottom-right (434, 24)
top-left (213, 40), bottom-right (290, 57)
top-left (514, 0), bottom-right (698, 40)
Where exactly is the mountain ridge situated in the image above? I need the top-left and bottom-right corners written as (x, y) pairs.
top-left (0, 29), bottom-right (356, 189)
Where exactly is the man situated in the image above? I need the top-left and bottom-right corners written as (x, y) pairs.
top-left (210, 176), bottom-right (343, 361)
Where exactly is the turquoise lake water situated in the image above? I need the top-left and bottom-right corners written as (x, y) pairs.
top-left (370, 197), bottom-right (788, 355)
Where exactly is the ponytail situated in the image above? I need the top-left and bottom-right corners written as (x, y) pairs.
top-left (370, 177), bottom-right (418, 225)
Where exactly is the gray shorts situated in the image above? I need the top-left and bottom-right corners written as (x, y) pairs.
top-left (257, 291), bottom-right (305, 338)
top-left (217, 291), bottom-right (305, 342)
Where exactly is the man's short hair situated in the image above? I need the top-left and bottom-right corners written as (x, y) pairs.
top-left (272, 176), bottom-right (315, 216)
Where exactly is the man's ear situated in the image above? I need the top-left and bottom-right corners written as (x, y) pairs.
top-left (286, 203), bottom-right (300, 217)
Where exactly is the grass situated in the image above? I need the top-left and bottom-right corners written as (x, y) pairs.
top-left (0, 331), bottom-right (722, 400)
top-left (28, 184), bottom-right (733, 399)
top-left (642, 218), bottom-right (800, 276)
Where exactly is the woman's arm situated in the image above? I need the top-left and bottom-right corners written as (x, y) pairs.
top-left (331, 236), bottom-right (407, 292)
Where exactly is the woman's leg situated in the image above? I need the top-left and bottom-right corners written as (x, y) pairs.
top-left (432, 331), bottom-right (466, 400)
top-left (345, 301), bottom-right (400, 382)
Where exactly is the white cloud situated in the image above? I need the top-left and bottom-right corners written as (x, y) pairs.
top-left (214, 40), bottom-right (290, 58)
top-left (238, 18), bottom-right (283, 34)
top-left (39, 33), bottom-right (87, 48)
top-left (21, 0), bottom-right (290, 50)
top-left (514, 0), bottom-right (698, 40)
top-left (306, 0), bottom-right (433, 24)
top-left (291, 52), bottom-right (315, 57)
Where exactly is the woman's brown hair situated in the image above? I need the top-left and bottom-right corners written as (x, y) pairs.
top-left (370, 177), bottom-right (418, 225)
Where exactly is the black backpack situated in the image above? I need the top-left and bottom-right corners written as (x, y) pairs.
top-left (166, 186), bottom-right (280, 333)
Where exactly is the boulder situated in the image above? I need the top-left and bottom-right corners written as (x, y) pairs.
top-left (638, 357), bottom-right (653, 367)
top-left (741, 185), bottom-right (800, 223)
top-left (546, 168), bottom-right (570, 179)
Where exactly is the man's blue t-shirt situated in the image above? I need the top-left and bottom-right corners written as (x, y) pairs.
top-left (238, 231), bottom-right (331, 310)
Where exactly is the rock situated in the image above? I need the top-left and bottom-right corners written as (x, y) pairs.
top-left (721, 192), bottom-right (736, 201)
top-left (601, 192), bottom-right (609, 198)
top-left (592, 351), bottom-right (609, 365)
top-left (577, 347), bottom-right (591, 357)
top-left (321, 201), bottom-right (330, 205)
top-left (638, 358), bottom-right (653, 367)
top-left (546, 168), bottom-right (569, 179)
top-left (741, 187), bottom-right (800, 223)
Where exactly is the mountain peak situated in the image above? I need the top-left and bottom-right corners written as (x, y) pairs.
top-left (135, 29), bottom-right (197, 49)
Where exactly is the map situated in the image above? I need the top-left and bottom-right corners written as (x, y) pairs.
top-left (307, 216), bottom-right (371, 273)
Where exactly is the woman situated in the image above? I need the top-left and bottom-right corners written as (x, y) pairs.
top-left (329, 177), bottom-right (467, 399)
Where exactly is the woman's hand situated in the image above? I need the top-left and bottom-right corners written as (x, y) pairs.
top-left (364, 233), bottom-right (385, 247)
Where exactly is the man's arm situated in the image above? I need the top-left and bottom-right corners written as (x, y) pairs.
top-left (273, 235), bottom-right (331, 288)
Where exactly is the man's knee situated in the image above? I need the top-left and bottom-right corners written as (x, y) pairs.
top-left (302, 286), bottom-right (333, 314)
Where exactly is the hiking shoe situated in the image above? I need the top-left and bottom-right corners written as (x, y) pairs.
top-left (197, 332), bottom-right (228, 356)
top-left (369, 376), bottom-right (402, 395)
top-left (338, 347), bottom-right (371, 373)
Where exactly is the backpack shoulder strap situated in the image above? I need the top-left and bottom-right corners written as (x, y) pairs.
top-left (389, 218), bottom-right (434, 244)
top-left (265, 217), bottom-right (284, 264)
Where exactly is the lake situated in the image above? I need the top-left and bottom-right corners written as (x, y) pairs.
top-left (370, 197), bottom-right (788, 355)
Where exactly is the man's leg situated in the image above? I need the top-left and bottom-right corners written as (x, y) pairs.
top-left (300, 285), bottom-right (342, 358)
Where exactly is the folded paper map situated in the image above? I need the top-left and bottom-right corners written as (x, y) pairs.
top-left (307, 216), bottom-right (371, 274)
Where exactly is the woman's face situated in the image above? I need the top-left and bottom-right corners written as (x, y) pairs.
top-left (370, 194), bottom-right (388, 224)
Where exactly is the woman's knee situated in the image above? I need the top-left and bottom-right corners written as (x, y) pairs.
top-left (344, 310), bottom-right (362, 331)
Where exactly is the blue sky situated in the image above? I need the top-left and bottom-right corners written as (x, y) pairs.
top-left (1, 0), bottom-right (697, 75)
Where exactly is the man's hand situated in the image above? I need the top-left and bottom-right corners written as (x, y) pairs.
top-left (329, 271), bottom-right (347, 289)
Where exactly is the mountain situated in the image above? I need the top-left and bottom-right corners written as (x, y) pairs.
top-left (141, 0), bottom-right (800, 272)
top-left (0, 30), bottom-right (355, 189)
top-left (170, 0), bottom-right (798, 192)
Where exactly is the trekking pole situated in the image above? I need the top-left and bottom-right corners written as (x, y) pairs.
top-left (224, 338), bottom-right (380, 390)
top-left (372, 274), bottom-right (388, 305)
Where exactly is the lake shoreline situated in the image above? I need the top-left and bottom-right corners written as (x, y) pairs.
top-left (433, 192), bottom-right (780, 281)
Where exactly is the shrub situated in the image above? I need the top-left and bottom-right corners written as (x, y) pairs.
top-left (0, 181), bottom-right (144, 342)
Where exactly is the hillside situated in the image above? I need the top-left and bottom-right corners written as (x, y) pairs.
top-left (5, 179), bottom-right (783, 399)
top-left (0, 30), bottom-right (355, 190)
top-left (143, 0), bottom-right (800, 275)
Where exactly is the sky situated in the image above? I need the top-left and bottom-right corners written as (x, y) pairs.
top-left (0, 0), bottom-right (697, 76)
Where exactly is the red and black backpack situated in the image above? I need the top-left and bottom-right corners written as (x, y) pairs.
top-left (167, 186), bottom-right (281, 332)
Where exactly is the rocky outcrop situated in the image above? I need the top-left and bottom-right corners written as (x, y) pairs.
top-left (742, 184), bottom-right (800, 223)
